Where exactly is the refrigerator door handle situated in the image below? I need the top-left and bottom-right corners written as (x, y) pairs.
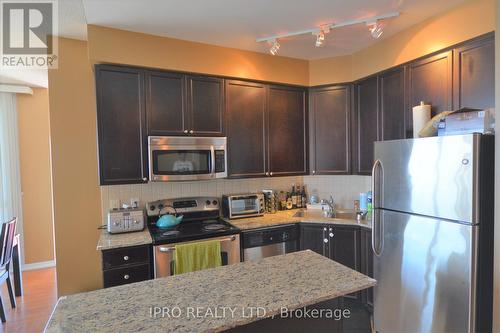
top-left (372, 159), bottom-right (384, 256)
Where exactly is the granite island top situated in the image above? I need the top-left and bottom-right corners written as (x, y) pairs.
top-left (45, 250), bottom-right (376, 333)
top-left (97, 210), bottom-right (371, 251)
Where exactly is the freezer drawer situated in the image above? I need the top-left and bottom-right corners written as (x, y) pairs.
top-left (373, 209), bottom-right (477, 333)
top-left (373, 134), bottom-right (493, 224)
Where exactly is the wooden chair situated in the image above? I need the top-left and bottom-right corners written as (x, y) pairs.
top-left (0, 219), bottom-right (17, 323)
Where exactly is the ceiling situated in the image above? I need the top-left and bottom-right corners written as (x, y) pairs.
top-left (70, 0), bottom-right (469, 60)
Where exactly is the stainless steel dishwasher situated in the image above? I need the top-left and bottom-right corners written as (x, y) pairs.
top-left (242, 224), bottom-right (298, 262)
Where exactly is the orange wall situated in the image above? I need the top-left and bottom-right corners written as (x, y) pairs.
top-left (310, 0), bottom-right (495, 85)
top-left (17, 88), bottom-right (54, 264)
top-left (87, 25), bottom-right (309, 86)
top-left (48, 38), bottom-right (102, 295)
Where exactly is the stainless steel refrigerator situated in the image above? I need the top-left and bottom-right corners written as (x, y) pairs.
top-left (372, 133), bottom-right (494, 333)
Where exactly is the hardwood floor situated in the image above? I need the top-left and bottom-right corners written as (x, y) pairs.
top-left (0, 268), bottom-right (57, 333)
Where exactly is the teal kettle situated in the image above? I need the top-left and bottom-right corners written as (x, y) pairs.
top-left (156, 213), bottom-right (183, 229)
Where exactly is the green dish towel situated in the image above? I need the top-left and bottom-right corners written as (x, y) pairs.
top-left (174, 240), bottom-right (222, 275)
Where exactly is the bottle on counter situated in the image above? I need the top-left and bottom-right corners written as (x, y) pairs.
top-left (301, 185), bottom-right (308, 207)
top-left (286, 192), bottom-right (293, 210)
top-left (296, 186), bottom-right (302, 208)
top-left (279, 191), bottom-right (287, 210)
top-left (291, 185), bottom-right (297, 208)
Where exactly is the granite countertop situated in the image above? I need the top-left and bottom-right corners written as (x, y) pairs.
top-left (97, 210), bottom-right (371, 251)
top-left (96, 229), bottom-right (152, 251)
top-left (226, 209), bottom-right (372, 231)
top-left (45, 250), bottom-right (376, 333)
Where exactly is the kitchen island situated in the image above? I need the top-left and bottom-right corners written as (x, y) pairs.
top-left (45, 250), bottom-right (375, 333)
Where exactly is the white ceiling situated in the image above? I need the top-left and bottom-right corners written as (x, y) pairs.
top-left (74, 0), bottom-right (469, 60)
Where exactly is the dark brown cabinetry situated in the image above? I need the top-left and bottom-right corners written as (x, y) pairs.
top-left (146, 71), bottom-right (186, 136)
top-left (101, 245), bottom-right (153, 288)
top-left (96, 65), bottom-right (148, 185)
top-left (300, 224), bottom-right (327, 256)
top-left (354, 77), bottom-right (379, 174)
top-left (186, 76), bottom-right (225, 136)
top-left (453, 34), bottom-right (495, 110)
top-left (147, 72), bottom-right (224, 136)
top-left (226, 80), bottom-right (267, 178)
top-left (268, 85), bottom-right (307, 176)
top-left (226, 80), bottom-right (307, 178)
top-left (360, 229), bottom-right (374, 308)
top-left (310, 85), bottom-right (351, 175)
top-left (407, 51), bottom-right (453, 136)
top-left (380, 67), bottom-right (406, 141)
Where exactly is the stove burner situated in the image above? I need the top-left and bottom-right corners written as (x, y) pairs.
top-left (202, 219), bottom-right (219, 224)
top-left (203, 224), bottom-right (227, 231)
top-left (161, 230), bottom-right (180, 237)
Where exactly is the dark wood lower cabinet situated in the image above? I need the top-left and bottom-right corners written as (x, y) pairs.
top-left (101, 244), bottom-right (153, 288)
top-left (360, 229), bottom-right (373, 308)
top-left (300, 224), bottom-right (366, 303)
top-left (228, 298), bottom-right (344, 333)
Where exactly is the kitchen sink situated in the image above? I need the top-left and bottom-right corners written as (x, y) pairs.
top-left (293, 210), bottom-right (357, 220)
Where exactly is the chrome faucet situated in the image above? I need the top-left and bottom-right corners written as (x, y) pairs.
top-left (321, 196), bottom-right (335, 218)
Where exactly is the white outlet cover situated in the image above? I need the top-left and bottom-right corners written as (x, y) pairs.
top-left (110, 199), bottom-right (120, 210)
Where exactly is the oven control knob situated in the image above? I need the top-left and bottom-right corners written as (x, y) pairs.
top-left (149, 205), bottom-right (156, 211)
top-left (259, 209), bottom-right (264, 213)
top-left (206, 200), bottom-right (211, 205)
top-left (212, 200), bottom-right (218, 205)
top-left (158, 204), bottom-right (164, 210)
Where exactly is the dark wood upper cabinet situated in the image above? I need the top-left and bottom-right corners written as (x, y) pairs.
top-left (186, 76), bottom-right (225, 136)
top-left (146, 70), bottom-right (186, 136)
top-left (453, 34), bottom-right (495, 110)
top-left (96, 65), bottom-right (148, 185)
top-left (226, 80), bottom-right (267, 178)
top-left (310, 85), bottom-right (351, 175)
top-left (354, 76), bottom-right (379, 175)
top-left (380, 67), bottom-right (406, 141)
top-left (407, 51), bottom-right (453, 137)
top-left (268, 86), bottom-right (307, 176)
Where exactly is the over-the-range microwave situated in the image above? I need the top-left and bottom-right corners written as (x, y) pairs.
top-left (148, 136), bottom-right (227, 181)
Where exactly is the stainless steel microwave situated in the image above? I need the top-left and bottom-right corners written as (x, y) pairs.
top-left (148, 136), bottom-right (227, 181)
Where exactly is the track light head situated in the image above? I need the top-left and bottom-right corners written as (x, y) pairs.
top-left (367, 21), bottom-right (383, 39)
top-left (268, 39), bottom-right (280, 55)
top-left (314, 31), bottom-right (325, 47)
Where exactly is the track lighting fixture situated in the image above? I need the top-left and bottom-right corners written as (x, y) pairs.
top-left (257, 12), bottom-right (399, 54)
top-left (269, 39), bottom-right (280, 55)
top-left (367, 21), bottom-right (383, 39)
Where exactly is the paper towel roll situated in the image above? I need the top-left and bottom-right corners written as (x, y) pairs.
top-left (412, 101), bottom-right (431, 138)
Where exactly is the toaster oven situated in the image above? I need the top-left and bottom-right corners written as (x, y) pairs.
top-left (221, 194), bottom-right (265, 219)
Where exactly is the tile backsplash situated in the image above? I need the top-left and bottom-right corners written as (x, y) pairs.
top-left (100, 175), bottom-right (371, 223)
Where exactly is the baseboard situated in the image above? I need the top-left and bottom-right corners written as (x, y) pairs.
top-left (22, 260), bottom-right (56, 271)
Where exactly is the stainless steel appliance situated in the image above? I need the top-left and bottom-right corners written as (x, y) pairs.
top-left (148, 136), bottom-right (227, 182)
top-left (221, 193), bottom-right (265, 219)
top-left (107, 208), bottom-right (145, 234)
top-left (146, 197), bottom-right (240, 278)
top-left (242, 224), bottom-right (298, 262)
top-left (372, 134), bottom-right (494, 333)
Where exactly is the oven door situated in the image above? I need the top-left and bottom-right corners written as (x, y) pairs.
top-left (154, 234), bottom-right (240, 278)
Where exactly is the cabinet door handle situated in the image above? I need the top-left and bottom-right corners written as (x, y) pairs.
top-left (323, 238), bottom-right (328, 243)
top-left (123, 255), bottom-right (129, 261)
top-left (189, 130), bottom-right (194, 134)
top-left (123, 274), bottom-right (130, 280)
top-left (183, 130), bottom-right (188, 134)
top-left (329, 232), bottom-right (334, 237)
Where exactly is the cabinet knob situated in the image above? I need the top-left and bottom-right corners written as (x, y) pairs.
top-left (142, 177), bottom-right (147, 182)
top-left (329, 232), bottom-right (334, 237)
top-left (123, 274), bottom-right (130, 280)
top-left (312, 170), bottom-right (316, 174)
top-left (323, 227), bottom-right (327, 231)
top-left (123, 256), bottom-right (129, 261)
top-left (189, 130), bottom-right (194, 134)
top-left (270, 172), bottom-right (273, 176)
top-left (184, 130), bottom-right (188, 134)
top-left (265, 172), bottom-right (269, 176)
top-left (323, 238), bottom-right (328, 243)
